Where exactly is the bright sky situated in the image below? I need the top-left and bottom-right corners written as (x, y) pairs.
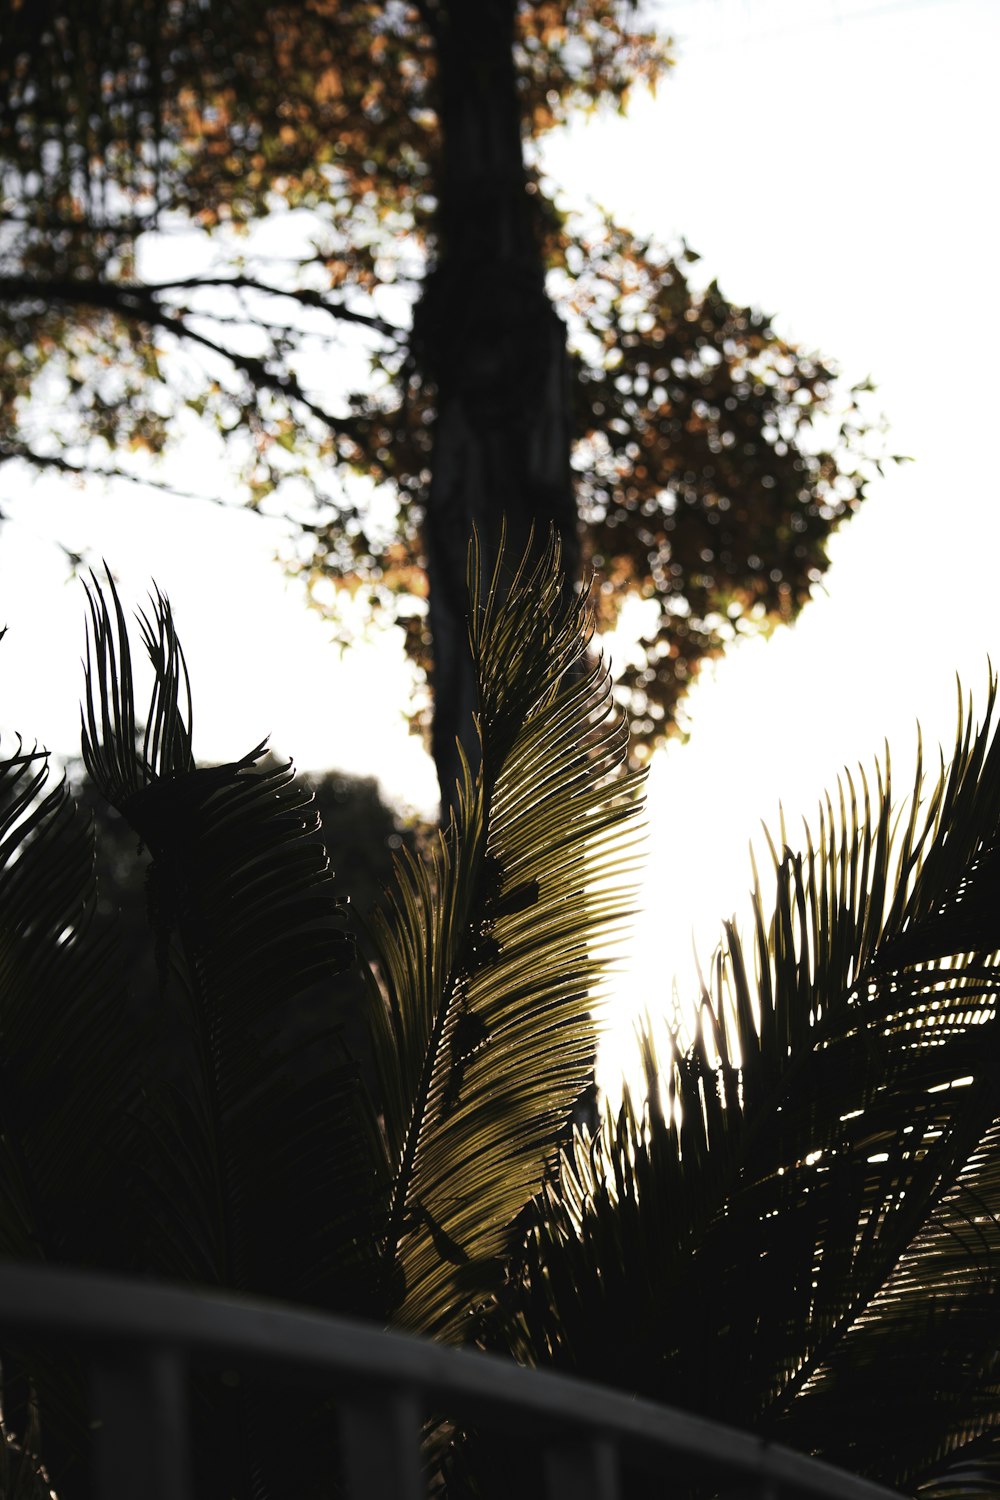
top-left (0, 0), bottom-right (996, 1094)
top-left (575, 0), bottom-right (1000, 1087)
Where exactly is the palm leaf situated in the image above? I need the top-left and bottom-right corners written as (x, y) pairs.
top-left (77, 573), bottom-right (397, 1498)
top-left (0, 733), bottom-right (138, 1270)
top-left (0, 712), bottom-right (141, 1494)
top-left (79, 571), bottom-right (388, 1311)
top-left (507, 674), bottom-right (1000, 1494)
top-left (365, 528), bottom-right (645, 1341)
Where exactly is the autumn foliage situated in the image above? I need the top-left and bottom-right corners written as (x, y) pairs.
top-left (0, 0), bottom-right (888, 758)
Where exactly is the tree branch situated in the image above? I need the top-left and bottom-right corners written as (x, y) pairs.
top-left (141, 272), bottom-right (407, 341)
top-left (0, 439), bottom-right (249, 509)
top-left (149, 303), bottom-right (374, 448)
top-left (0, 276), bottom-right (385, 462)
top-left (0, 273), bottom-right (406, 342)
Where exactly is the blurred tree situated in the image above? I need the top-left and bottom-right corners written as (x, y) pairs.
top-left (0, 0), bottom-right (888, 796)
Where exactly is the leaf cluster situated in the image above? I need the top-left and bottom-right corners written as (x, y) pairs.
top-left (0, 0), bottom-right (894, 760)
top-left (310, 220), bottom-right (889, 759)
top-left (1, 2), bottom-right (669, 236)
top-left (3, 536), bottom-right (1000, 1495)
top-left (471, 685), bottom-right (1000, 1497)
top-left (0, 535), bottom-right (643, 1495)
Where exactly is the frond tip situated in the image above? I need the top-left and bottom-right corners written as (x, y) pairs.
top-left (80, 567), bottom-right (195, 804)
top-left (366, 525), bottom-right (646, 1340)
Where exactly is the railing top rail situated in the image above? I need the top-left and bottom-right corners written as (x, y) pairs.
top-left (0, 1261), bottom-right (901, 1500)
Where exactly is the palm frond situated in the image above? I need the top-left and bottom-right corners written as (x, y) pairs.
top-left (913, 1425), bottom-right (1000, 1497)
top-left (0, 732), bottom-right (137, 1270)
top-left (365, 528), bottom-right (645, 1340)
top-left (79, 571), bottom-right (388, 1310)
top-left (509, 673), bottom-right (1000, 1492)
top-left (75, 573), bottom-right (401, 1497)
top-left (0, 721), bottom-right (141, 1495)
top-left (80, 571), bottom-right (194, 802)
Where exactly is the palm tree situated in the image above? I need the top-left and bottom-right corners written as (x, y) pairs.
top-left (473, 687), bottom-right (1000, 1497)
top-left (1, 535), bottom-right (1000, 1496)
top-left (0, 533), bottom-right (642, 1497)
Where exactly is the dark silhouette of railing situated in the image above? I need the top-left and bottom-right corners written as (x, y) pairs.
top-left (0, 1263), bottom-right (903, 1500)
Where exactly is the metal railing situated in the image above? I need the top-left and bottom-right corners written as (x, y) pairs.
top-left (0, 1262), bottom-right (903, 1500)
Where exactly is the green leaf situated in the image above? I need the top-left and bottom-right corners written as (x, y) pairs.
top-left (366, 528), bottom-right (645, 1340)
top-left (509, 673), bottom-right (1000, 1493)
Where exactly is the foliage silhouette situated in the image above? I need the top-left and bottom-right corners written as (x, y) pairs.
top-left (3, 536), bottom-right (1000, 1495)
top-left (0, 0), bottom-right (892, 785)
top-left (58, 752), bottom-right (425, 1088)
top-left (467, 689), bottom-right (1000, 1498)
top-left (0, 533), bottom-right (642, 1496)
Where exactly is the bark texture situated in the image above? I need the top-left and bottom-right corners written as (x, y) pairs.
top-left (414, 0), bottom-right (580, 809)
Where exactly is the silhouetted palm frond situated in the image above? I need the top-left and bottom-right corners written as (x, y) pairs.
top-left (0, 741), bottom-right (142, 1253)
top-left (0, 717), bottom-right (139, 1494)
top-left (75, 575), bottom-right (393, 1498)
top-left (79, 571), bottom-right (386, 1309)
top-left (506, 678), bottom-right (1000, 1496)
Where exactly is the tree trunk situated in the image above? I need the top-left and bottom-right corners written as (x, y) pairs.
top-left (413, 0), bottom-right (579, 811)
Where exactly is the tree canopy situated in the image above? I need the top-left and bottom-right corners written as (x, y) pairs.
top-left (0, 0), bottom-right (889, 765)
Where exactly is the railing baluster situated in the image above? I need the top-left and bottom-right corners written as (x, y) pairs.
top-left (89, 1345), bottom-right (191, 1500)
top-left (544, 1434), bottom-right (620, 1500)
top-left (0, 1265), bottom-right (908, 1500)
top-left (338, 1384), bottom-right (423, 1500)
